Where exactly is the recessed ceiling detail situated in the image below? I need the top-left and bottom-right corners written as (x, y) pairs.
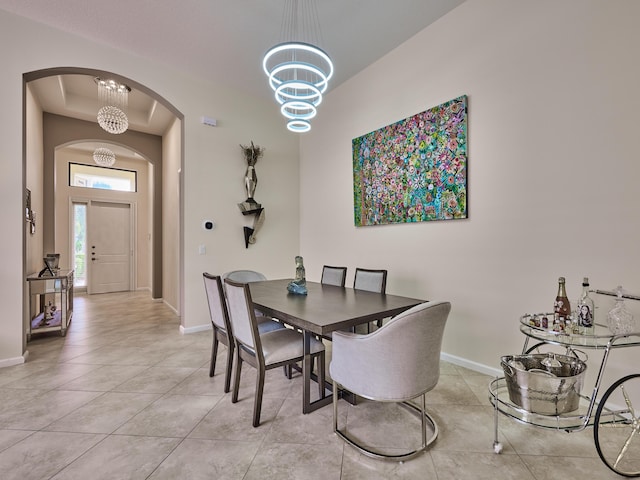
top-left (28, 74), bottom-right (174, 136)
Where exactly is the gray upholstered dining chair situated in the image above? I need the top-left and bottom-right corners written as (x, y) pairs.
top-left (203, 273), bottom-right (284, 393)
top-left (223, 269), bottom-right (302, 379)
top-left (222, 270), bottom-right (267, 283)
top-left (353, 267), bottom-right (387, 294)
top-left (224, 278), bottom-right (326, 427)
top-left (354, 267), bottom-right (388, 331)
top-left (330, 301), bottom-right (451, 461)
top-left (221, 269), bottom-right (281, 328)
top-left (321, 265), bottom-right (347, 287)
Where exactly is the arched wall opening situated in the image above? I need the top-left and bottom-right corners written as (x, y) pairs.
top-left (24, 67), bottom-right (184, 303)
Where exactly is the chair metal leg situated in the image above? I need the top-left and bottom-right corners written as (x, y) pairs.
top-left (253, 365), bottom-right (266, 427)
top-left (333, 386), bottom-right (437, 461)
top-left (420, 393), bottom-right (427, 451)
top-left (333, 380), bottom-right (339, 432)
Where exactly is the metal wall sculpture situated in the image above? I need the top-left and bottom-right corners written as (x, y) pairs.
top-left (238, 141), bottom-right (266, 248)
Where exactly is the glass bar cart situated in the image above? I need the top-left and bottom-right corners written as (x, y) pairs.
top-left (489, 290), bottom-right (640, 477)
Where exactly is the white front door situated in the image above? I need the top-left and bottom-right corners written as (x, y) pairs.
top-left (88, 201), bottom-right (133, 294)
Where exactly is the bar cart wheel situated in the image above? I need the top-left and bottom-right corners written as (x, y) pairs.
top-left (594, 373), bottom-right (640, 477)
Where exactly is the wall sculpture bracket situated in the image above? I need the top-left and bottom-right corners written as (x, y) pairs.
top-left (238, 141), bottom-right (265, 248)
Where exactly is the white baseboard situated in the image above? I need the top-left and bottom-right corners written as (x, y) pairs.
top-left (180, 323), bottom-right (212, 335)
top-left (163, 301), bottom-right (179, 315)
top-left (0, 352), bottom-right (28, 368)
top-left (441, 351), bottom-right (502, 377)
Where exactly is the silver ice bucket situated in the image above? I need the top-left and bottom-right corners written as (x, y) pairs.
top-left (501, 353), bottom-right (587, 415)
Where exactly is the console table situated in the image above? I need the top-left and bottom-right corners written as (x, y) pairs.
top-left (26, 269), bottom-right (74, 340)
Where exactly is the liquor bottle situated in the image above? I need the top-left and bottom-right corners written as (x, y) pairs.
top-left (554, 277), bottom-right (571, 331)
top-left (576, 277), bottom-right (595, 335)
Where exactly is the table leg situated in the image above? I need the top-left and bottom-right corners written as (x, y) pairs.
top-left (302, 330), bottom-right (312, 414)
top-left (301, 329), bottom-right (332, 414)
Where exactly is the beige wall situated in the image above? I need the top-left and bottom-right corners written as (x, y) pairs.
top-left (300, 0), bottom-right (640, 387)
top-left (24, 84), bottom-right (44, 351)
top-left (25, 87), bottom-right (44, 279)
top-left (25, 85), bottom-right (44, 276)
top-left (163, 117), bottom-right (181, 312)
top-left (0, 9), bottom-right (300, 366)
top-left (52, 148), bottom-right (151, 290)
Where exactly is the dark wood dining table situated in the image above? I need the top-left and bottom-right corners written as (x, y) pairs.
top-left (249, 279), bottom-right (425, 413)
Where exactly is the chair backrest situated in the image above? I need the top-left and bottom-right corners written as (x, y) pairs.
top-left (203, 272), bottom-right (231, 332)
top-left (321, 265), bottom-right (347, 287)
top-left (353, 268), bottom-right (387, 294)
top-left (375, 301), bottom-right (450, 398)
top-left (331, 301), bottom-right (451, 401)
top-left (222, 270), bottom-right (267, 283)
top-left (224, 278), bottom-right (260, 354)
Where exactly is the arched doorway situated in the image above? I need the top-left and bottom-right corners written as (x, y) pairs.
top-left (24, 67), bottom-right (183, 306)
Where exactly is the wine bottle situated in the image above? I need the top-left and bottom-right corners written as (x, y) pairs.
top-left (554, 277), bottom-right (571, 331)
top-left (576, 277), bottom-right (595, 335)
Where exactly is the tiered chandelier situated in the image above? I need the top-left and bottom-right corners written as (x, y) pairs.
top-left (93, 147), bottom-right (116, 167)
top-left (262, 0), bottom-right (333, 133)
top-left (95, 77), bottom-right (130, 134)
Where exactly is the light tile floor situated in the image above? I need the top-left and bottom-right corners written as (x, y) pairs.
top-left (0, 291), bottom-right (623, 479)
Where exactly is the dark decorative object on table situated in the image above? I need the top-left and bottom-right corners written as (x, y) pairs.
top-left (287, 256), bottom-right (308, 295)
top-left (38, 253), bottom-right (60, 277)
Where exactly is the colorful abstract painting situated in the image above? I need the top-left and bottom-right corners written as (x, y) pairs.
top-left (352, 95), bottom-right (467, 226)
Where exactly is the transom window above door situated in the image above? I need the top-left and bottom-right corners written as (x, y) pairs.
top-left (69, 162), bottom-right (137, 192)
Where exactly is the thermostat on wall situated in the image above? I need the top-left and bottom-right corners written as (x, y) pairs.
top-left (202, 220), bottom-right (216, 231)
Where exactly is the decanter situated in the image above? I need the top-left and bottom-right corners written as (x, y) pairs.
top-left (606, 286), bottom-right (636, 335)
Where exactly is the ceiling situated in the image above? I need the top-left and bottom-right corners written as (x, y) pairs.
top-left (2, 0), bottom-right (465, 138)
